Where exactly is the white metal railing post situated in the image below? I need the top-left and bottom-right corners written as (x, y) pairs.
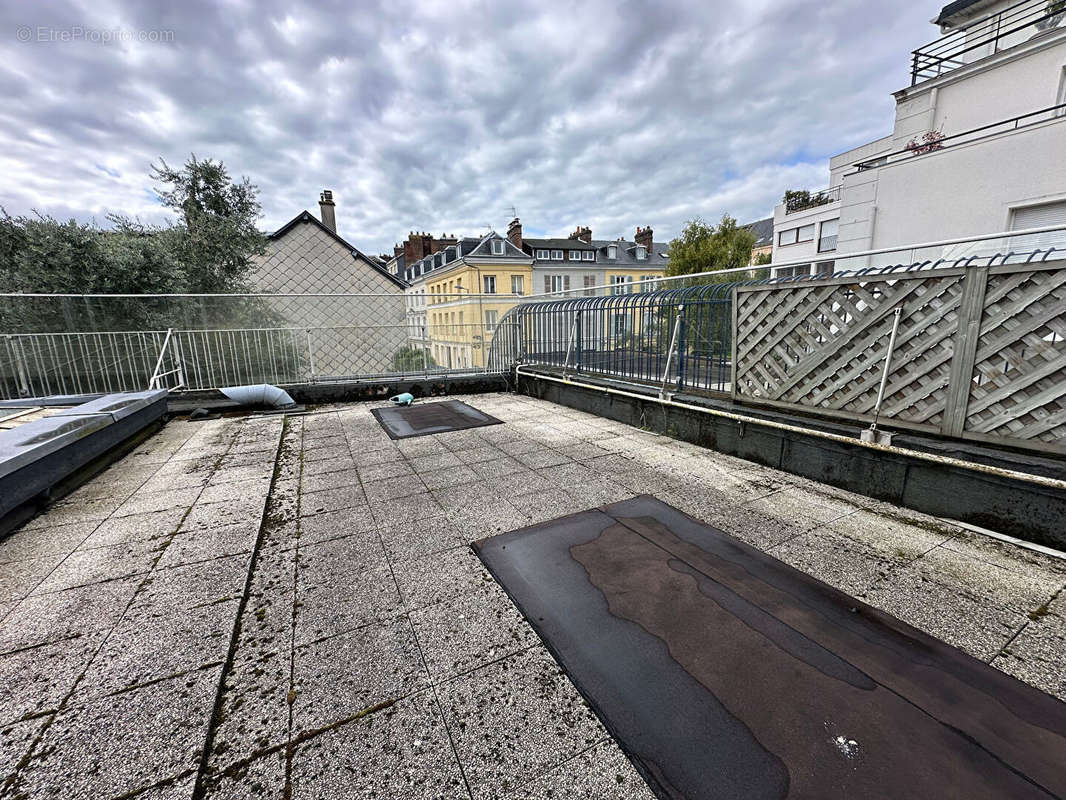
top-left (869, 307), bottom-right (903, 435)
top-left (8, 335), bottom-right (32, 397)
top-left (562, 311), bottom-right (580, 377)
top-left (659, 305), bottom-right (685, 400)
top-left (148, 328), bottom-right (174, 390)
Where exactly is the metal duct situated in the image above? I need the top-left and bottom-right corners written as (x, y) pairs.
top-left (219, 384), bottom-right (295, 408)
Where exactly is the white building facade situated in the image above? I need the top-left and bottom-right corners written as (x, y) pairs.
top-left (773, 0), bottom-right (1066, 276)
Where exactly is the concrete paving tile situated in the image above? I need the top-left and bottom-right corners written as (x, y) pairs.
top-left (8, 668), bottom-right (217, 799)
top-left (139, 468), bottom-right (211, 493)
top-left (770, 529), bottom-right (899, 597)
top-left (0, 522), bottom-right (98, 565)
top-left (863, 565), bottom-right (1028, 661)
top-left (453, 446), bottom-right (503, 466)
top-left (0, 633), bottom-right (101, 727)
top-left (301, 444), bottom-right (351, 462)
top-left (913, 546), bottom-right (1064, 615)
top-left (113, 487), bottom-right (205, 518)
top-left (357, 461), bottom-right (415, 485)
top-left (293, 616), bottom-right (427, 732)
top-left (74, 599), bottom-right (238, 700)
top-left (0, 716), bottom-right (50, 788)
top-left (181, 496), bottom-right (267, 532)
top-left (297, 529), bottom-right (388, 583)
top-left (445, 501), bottom-right (528, 540)
top-left (297, 507), bottom-right (378, 546)
top-left (422, 464), bottom-right (480, 490)
top-left (157, 522), bottom-right (260, 569)
top-left (515, 449), bottom-right (573, 470)
top-left (30, 541), bottom-right (159, 595)
top-left (408, 452), bottom-right (462, 472)
top-left (208, 464), bottom-right (276, 486)
top-left (515, 739), bottom-right (655, 800)
top-left (393, 547), bottom-right (494, 612)
top-left (381, 514), bottom-right (466, 564)
top-left (395, 437), bottom-right (449, 457)
top-left (80, 507), bottom-right (187, 549)
top-left (364, 476), bottom-right (428, 503)
top-left (300, 455), bottom-right (356, 476)
top-left (210, 651), bottom-right (291, 763)
top-left (470, 457), bottom-right (528, 481)
top-left (410, 583), bottom-right (540, 682)
top-left (20, 499), bottom-right (117, 530)
top-left (290, 690), bottom-right (467, 800)
top-left (235, 544), bottom-right (296, 656)
top-left (198, 478), bottom-right (272, 506)
top-left (941, 531), bottom-right (1066, 583)
top-left (299, 485), bottom-right (368, 517)
top-left (134, 554), bottom-right (252, 614)
top-left (0, 554), bottom-right (66, 603)
top-left (0, 576), bottom-right (141, 652)
top-left (300, 468), bottom-right (361, 494)
top-left (349, 447), bottom-right (402, 468)
top-left (437, 646), bottom-right (605, 797)
top-left (825, 510), bottom-right (955, 563)
top-left (369, 492), bottom-right (445, 526)
top-left (507, 491), bottom-right (592, 526)
top-left (295, 565), bottom-right (403, 645)
top-left (126, 772), bottom-right (197, 799)
top-left (991, 597), bottom-right (1066, 700)
top-left (203, 748), bottom-right (285, 800)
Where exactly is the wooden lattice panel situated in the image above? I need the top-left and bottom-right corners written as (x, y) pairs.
top-left (964, 266), bottom-right (1066, 447)
top-left (735, 273), bottom-right (966, 430)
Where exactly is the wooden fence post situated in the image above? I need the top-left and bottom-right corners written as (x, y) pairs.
top-left (941, 265), bottom-right (989, 438)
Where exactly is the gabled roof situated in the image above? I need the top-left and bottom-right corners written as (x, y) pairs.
top-left (742, 217), bottom-right (774, 247)
top-left (268, 211), bottom-right (406, 288)
top-left (589, 239), bottom-right (670, 266)
top-left (403, 232), bottom-right (531, 282)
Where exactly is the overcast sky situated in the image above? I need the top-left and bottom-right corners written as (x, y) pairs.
top-left (0, 0), bottom-right (946, 254)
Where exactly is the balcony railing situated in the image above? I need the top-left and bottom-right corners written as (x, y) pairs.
top-left (911, 0), bottom-right (1065, 85)
top-left (853, 103), bottom-right (1066, 171)
top-left (783, 186), bottom-right (842, 215)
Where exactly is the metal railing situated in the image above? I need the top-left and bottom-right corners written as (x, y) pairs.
top-left (854, 103), bottom-right (1066, 171)
top-left (911, 0), bottom-right (1065, 84)
top-left (784, 186), bottom-right (842, 215)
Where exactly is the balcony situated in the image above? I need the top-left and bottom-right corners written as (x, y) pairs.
top-left (911, 0), bottom-right (1066, 85)
top-left (853, 102), bottom-right (1066, 170)
top-left (783, 185), bottom-right (842, 215)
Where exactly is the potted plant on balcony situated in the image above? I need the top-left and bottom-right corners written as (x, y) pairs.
top-left (1036, 0), bottom-right (1065, 30)
top-left (905, 128), bottom-right (946, 155)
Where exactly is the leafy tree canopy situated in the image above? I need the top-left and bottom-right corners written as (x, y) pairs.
top-left (0, 155), bottom-right (266, 295)
top-left (664, 215), bottom-right (756, 281)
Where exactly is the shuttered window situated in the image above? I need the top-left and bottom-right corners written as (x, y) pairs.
top-left (1011, 201), bottom-right (1066, 251)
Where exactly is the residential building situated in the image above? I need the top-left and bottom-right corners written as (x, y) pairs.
top-left (742, 217), bottom-right (774, 264)
top-left (386, 230), bottom-right (459, 281)
top-left (509, 219), bottom-right (670, 296)
top-left (403, 232), bottom-right (532, 369)
top-left (772, 0), bottom-right (1066, 276)
top-left (250, 190), bottom-right (404, 294)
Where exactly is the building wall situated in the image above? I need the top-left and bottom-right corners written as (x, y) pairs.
top-left (425, 260), bottom-right (532, 367)
top-left (771, 201), bottom-right (841, 274)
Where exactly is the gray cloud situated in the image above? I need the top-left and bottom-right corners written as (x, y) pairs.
top-left (0, 0), bottom-right (940, 254)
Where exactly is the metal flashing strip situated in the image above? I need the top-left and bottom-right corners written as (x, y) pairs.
top-left (475, 495), bottom-right (1066, 799)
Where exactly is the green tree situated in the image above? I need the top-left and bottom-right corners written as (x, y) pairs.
top-left (148, 155), bottom-right (266, 292)
top-left (665, 215), bottom-right (756, 281)
top-left (392, 346), bottom-right (437, 372)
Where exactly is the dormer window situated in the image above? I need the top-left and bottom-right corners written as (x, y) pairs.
top-left (551, 250), bottom-right (563, 260)
top-left (569, 250), bottom-right (581, 260)
top-left (581, 251), bottom-right (595, 261)
top-left (491, 240), bottom-right (505, 255)
top-left (442, 248), bottom-right (452, 263)
top-left (535, 249), bottom-right (550, 259)
top-left (607, 245), bottom-right (617, 259)
top-left (636, 245), bottom-right (647, 260)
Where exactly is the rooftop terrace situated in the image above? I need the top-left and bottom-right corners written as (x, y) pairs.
top-left (1, 393), bottom-right (1063, 798)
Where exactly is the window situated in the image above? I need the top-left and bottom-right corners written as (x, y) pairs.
top-left (551, 250), bottom-right (563, 260)
top-left (583, 275), bottom-right (596, 295)
top-left (610, 275), bottom-right (633, 295)
top-left (640, 275), bottom-right (658, 291)
top-left (607, 245), bottom-right (617, 259)
top-left (818, 219), bottom-right (839, 253)
top-left (775, 264), bottom-right (811, 279)
top-left (547, 275), bottom-right (570, 293)
top-left (635, 245), bottom-right (647, 260)
top-left (484, 310), bottom-right (498, 331)
top-left (569, 250), bottom-right (581, 260)
top-left (1010, 200), bottom-right (1066, 254)
top-left (535, 249), bottom-right (550, 259)
top-left (483, 275), bottom-right (496, 294)
top-left (511, 275), bottom-right (524, 295)
top-left (612, 314), bottom-right (628, 337)
top-left (778, 224), bottom-right (816, 246)
top-left (491, 240), bottom-right (505, 255)
top-left (581, 250), bottom-right (595, 261)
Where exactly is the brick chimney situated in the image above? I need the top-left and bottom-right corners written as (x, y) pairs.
top-left (635, 226), bottom-right (653, 251)
top-left (569, 225), bottom-right (592, 244)
top-left (507, 217), bottom-right (522, 250)
top-left (318, 190), bottom-right (337, 233)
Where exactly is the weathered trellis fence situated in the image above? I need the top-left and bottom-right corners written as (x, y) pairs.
top-left (732, 259), bottom-right (1066, 455)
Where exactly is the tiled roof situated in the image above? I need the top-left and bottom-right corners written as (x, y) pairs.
top-left (524, 238), bottom-right (596, 251)
top-left (589, 239), bottom-right (670, 266)
top-left (742, 217), bottom-right (774, 247)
